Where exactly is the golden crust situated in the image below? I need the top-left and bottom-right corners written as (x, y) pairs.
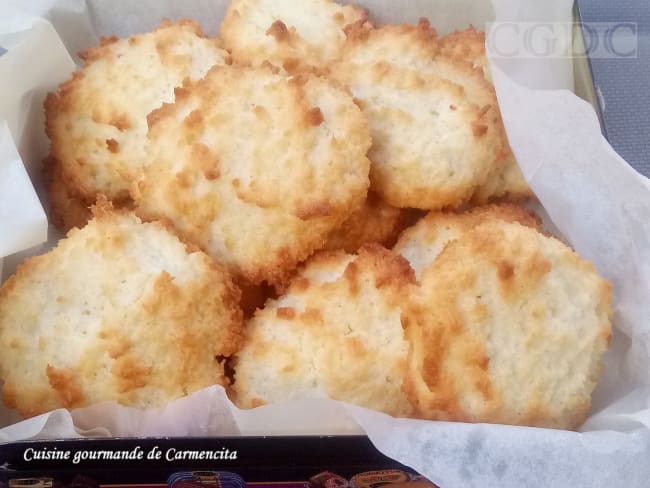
top-left (403, 220), bottom-right (612, 429)
top-left (0, 211), bottom-right (243, 417)
top-left (342, 18), bottom-right (439, 54)
top-left (394, 203), bottom-right (542, 280)
top-left (220, 0), bottom-right (368, 71)
top-left (323, 192), bottom-right (409, 252)
top-left (439, 26), bottom-right (489, 79)
top-left (134, 64), bottom-right (371, 286)
top-left (232, 244), bottom-right (417, 417)
top-left (44, 20), bottom-right (229, 225)
top-left (330, 21), bottom-right (506, 209)
top-left (336, 20), bottom-right (504, 147)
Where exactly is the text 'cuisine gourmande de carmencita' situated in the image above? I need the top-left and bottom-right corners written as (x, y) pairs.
top-left (22, 446), bottom-right (239, 464)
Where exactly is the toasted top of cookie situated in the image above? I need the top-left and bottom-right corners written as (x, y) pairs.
top-left (134, 64), bottom-right (371, 286)
top-left (233, 245), bottom-right (416, 417)
top-left (394, 203), bottom-right (541, 280)
top-left (330, 21), bottom-right (506, 209)
top-left (45, 20), bottom-right (229, 202)
top-left (220, 0), bottom-right (367, 71)
top-left (403, 220), bottom-right (612, 429)
top-left (0, 208), bottom-right (243, 417)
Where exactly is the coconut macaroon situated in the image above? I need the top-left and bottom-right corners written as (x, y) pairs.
top-left (339, 21), bottom-right (498, 114)
top-left (134, 64), bottom-right (371, 287)
top-left (44, 20), bottom-right (230, 229)
top-left (330, 21), bottom-right (505, 210)
top-left (0, 207), bottom-right (243, 417)
top-left (403, 220), bottom-right (612, 429)
top-left (322, 192), bottom-right (408, 253)
top-left (220, 0), bottom-right (367, 71)
top-left (232, 245), bottom-right (416, 417)
top-left (394, 203), bottom-right (541, 280)
top-left (438, 26), bottom-right (533, 203)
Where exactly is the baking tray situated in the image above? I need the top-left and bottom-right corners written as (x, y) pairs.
top-left (575, 0), bottom-right (650, 177)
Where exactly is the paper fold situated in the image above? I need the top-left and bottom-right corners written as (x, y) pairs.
top-left (0, 11), bottom-right (78, 268)
top-left (0, 123), bottom-right (47, 258)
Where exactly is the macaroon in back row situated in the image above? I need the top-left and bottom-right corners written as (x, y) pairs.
top-left (46, 0), bottom-right (529, 294)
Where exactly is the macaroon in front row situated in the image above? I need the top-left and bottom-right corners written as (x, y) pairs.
top-left (232, 210), bottom-right (612, 430)
top-left (0, 206), bottom-right (611, 430)
top-left (0, 204), bottom-right (243, 417)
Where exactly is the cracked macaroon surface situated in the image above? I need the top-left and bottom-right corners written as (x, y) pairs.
top-left (220, 0), bottom-right (367, 71)
top-left (403, 220), bottom-right (612, 429)
top-left (134, 64), bottom-right (371, 287)
top-left (232, 245), bottom-right (416, 417)
top-left (45, 20), bottom-right (229, 227)
top-left (0, 208), bottom-right (243, 417)
top-left (330, 21), bottom-right (506, 209)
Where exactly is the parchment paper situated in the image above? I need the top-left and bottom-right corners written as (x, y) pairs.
top-left (1, 1), bottom-right (649, 487)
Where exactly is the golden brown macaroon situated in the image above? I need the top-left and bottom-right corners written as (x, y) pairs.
top-left (133, 64), bottom-right (371, 287)
top-left (330, 20), bottom-right (506, 209)
top-left (438, 26), bottom-right (533, 202)
top-left (394, 203), bottom-right (541, 280)
top-left (403, 220), bottom-right (612, 429)
top-left (44, 20), bottom-right (229, 228)
top-left (322, 192), bottom-right (409, 253)
top-left (0, 206), bottom-right (243, 417)
top-left (220, 0), bottom-right (368, 71)
top-left (232, 245), bottom-right (417, 417)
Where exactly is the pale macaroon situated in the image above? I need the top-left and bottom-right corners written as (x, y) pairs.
top-left (439, 26), bottom-right (533, 202)
top-left (0, 205), bottom-right (243, 417)
top-left (232, 245), bottom-right (417, 417)
top-left (403, 220), bottom-right (612, 429)
top-left (394, 203), bottom-right (541, 280)
top-left (45, 20), bottom-right (230, 228)
top-left (220, 0), bottom-right (368, 71)
top-left (330, 20), bottom-right (505, 209)
top-left (133, 64), bottom-right (371, 287)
